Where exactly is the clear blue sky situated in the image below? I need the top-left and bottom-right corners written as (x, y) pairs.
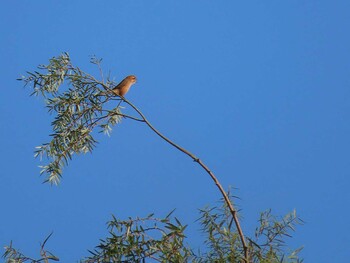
top-left (1, 1), bottom-right (349, 262)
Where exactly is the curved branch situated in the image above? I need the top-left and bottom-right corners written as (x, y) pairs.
top-left (88, 79), bottom-right (249, 259)
top-left (120, 96), bottom-right (249, 262)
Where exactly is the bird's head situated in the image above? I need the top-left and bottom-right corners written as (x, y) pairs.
top-left (126, 75), bottom-right (137, 84)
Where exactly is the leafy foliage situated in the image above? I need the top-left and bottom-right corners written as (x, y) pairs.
top-left (3, 233), bottom-right (58, 263)
top-left (4, 202), bottom-right (303, 263)
top-left (197, 202), bottom-right (303, 263)
top-left (250, 209), bottom-right (304, 262)
top-left (83, 211), bottom-right (193, 263)
top-left (18, 53), bottom-right (127, 184)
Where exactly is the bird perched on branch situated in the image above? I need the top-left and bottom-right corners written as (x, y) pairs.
top-left (112, 75), bottom-right (137, 96)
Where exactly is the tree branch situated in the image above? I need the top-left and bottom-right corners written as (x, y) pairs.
top-left (120, 96), bottom-right (249, 262)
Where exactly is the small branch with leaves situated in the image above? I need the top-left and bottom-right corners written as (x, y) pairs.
top-left (3, 233), bottom-right (59, 263)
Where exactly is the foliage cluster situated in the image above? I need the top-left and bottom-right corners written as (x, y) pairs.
top-left (19, 53), bottom-right (125, 184)
top-left (4, 201), bottom-right (303, 263)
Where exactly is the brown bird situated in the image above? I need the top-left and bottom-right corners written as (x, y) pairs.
top-left (112, 75), bottom-right (137, 96)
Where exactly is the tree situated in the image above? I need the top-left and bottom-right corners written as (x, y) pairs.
top-left (3, 53), bottom-right (303, 262)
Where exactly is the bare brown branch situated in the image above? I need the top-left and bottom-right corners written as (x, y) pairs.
top-left (120, 96), bottom-right (249, 262)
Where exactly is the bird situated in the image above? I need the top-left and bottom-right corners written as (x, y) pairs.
top-left (112, 75), bottom-right (137, 97)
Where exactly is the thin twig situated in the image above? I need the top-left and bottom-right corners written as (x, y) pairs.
top-left (120, 96), bottom-right (249, 262)
top-left (90, 79), bottom-right (249, 259)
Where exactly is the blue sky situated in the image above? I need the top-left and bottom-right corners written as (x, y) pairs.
top-left (1, 1), bottom-right (349, 262)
